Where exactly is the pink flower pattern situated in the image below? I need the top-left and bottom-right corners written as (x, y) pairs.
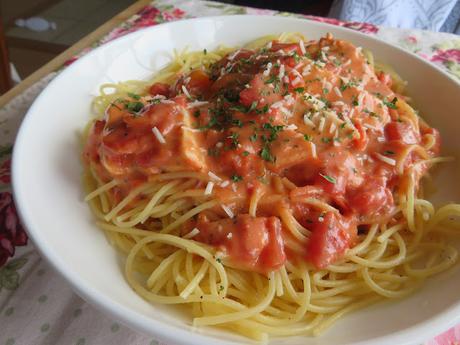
top-left (0, 192), bottom-right (28, 267)
top-left (0, 159), bottom-right (10, 184)
top-left (431, 49), bottom-right (460, 64)
top-left (304, 15), bottom-right (379, 34)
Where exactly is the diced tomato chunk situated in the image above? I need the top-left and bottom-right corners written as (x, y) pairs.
top-left (385, 121), bottom-right (418, 144)
top-left (195, 214), bottom-right (286, 273)
top-left (307, 212), bottom-right (355, 269)
top-left (148, 82), bottom-right (170, 97)
top-left (259, 217), bottom-right (286, 270)
top-left (314, 149), bottom-right (360, 195)
top-left (187, 70), bottom-right (212, 96)
top-left (348, 179), bottom-right (393, 217)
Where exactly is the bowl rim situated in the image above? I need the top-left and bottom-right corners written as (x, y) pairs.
top-left (11, 14), bottom-right (460, 345)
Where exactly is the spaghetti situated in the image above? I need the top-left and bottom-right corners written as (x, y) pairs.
top-left (82, 33), bottom-right (460, 341)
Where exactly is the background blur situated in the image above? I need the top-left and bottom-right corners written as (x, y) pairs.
top-left (0, 0), bottom-right (335, 94)
top-left (0, 0), bottom-right (458, 94)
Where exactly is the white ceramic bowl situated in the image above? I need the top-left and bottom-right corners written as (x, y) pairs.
top-left (12, 15), bottom-right (460, 345)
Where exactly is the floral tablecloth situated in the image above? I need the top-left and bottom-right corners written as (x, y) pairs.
top-left (1, 1), bottom-right (459, 344)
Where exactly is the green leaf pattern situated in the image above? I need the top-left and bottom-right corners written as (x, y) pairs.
top-left (0, 258), bottom-right (27, 291)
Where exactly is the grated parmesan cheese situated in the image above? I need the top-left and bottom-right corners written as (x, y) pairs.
top-left (221, 204), bottom-right (234, 218)
top-left (302, 64), bottom-right (312, 76)
top-left (363, 123), bottom-right (379, 131)
top-left (160, 99), bottom-right (175, 104)
top-left (208, 171), bottom-right (222, 181)
top-left (291, 69), bottom-right (303, 80)
top-left (279, 106), bottom-right (292, 118)
top-left (358, 92), bottom-right (365, 105)
top-left (299, 40), bottom-right (306, 55)
top-left (310, 142), bottom-right (317, 158)
top-left (329, 123), bottom-right (336, 134)
top-left (292, 77), bottom-right (302, 86)
top-left (263, 62), bottom-right (273, 77)
top-left (183, 227), bottom-right (200, 239)
top-left (188, 101), bottom-right (208, 108)
top-left (278, 64), bottom-right (285, 79)
top-left (333, 87), bottom-right (342, 97)
top-left (204, 181), bottom-right (214, 195)
top-left (303, 114), bottom-right (315, 127)
top-left (375, 153), bottom-right (396, 166)
top-left (318, 117), bottom-right (326, 132)
top-left (228, 49), bottom-right (241, 61)
top-left (181, 126), bottom-right (201, 133)
top-left (181, 85), bottom-right (192, 99)
top-left (271, 101), bottom-right (283, 109)
top-left (220, 180), bottom-right (230, 188)
top-left (152, 127), bottom-right (166, 144)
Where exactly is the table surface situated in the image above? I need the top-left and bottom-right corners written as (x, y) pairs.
top-left (0, 1), bottom-right (459, 345)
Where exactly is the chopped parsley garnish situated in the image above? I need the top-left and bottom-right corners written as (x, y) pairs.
top-left (255, 104), bottom-right (269, 114)
top-left (249, 133), bottom-right (258, 142)
top-left (127, 92), bottom-right (141, 100)
top-left (232, 119), bottom-right (243, 127)
top-left (230, 104), bottom-right (248, 113)
top-left (264, 75), bottom-right (278, 84)
top-left (260, 146), bottom-right (275, 162)
top-left (303, 134), bottom-right (312, 141)
top-left (262, 123), bottom-right (284, 142)
top-left (383, 97), bottom-right (398, 109)
top-left (294, 87), bottom-right (305, 93)
top-left (193, 110), bottom-right (201, 117)
top-left (323, 88), bottom-right (329, 94)
top-left (351, 96), bottom-right (359, 106)
top-left (230, 101), bottom-right (258, 114)
top-left (321, 137), bottom-right (331, 144)
top-left (248, 101), bottom-right (258, 112)
top-left (229, 132), bottom-right (239, 149)
top-left (319, 173), bottom-right (336, 184)
top-left (125, 101), bottom-right (144, 113)
top-left (242, 151), bottom-right (250, 156)
top-left (291, 51), bottom-right (301, 63)
top-left (231, 174), bottom-right (243, 182)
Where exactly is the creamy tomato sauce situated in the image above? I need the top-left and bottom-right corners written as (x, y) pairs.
top-left (84, 34), bottom-right (440, 273)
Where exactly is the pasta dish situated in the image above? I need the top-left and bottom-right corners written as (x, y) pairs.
top-left (82, 33), bottom-right (460, 341)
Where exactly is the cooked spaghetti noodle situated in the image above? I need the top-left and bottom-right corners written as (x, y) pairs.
top-left (82, 33), bottom-right (460, 341)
